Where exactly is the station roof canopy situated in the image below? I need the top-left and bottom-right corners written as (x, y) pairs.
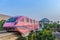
top-left (40, 18), bottom-right (50, 23)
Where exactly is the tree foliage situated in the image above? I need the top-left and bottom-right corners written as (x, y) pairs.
top-left (17, 29), bottom-right (55, 40)
top-left (0, 20), bottom-right (5, 30)
top-left (36, 29), bottom-right (55, 40)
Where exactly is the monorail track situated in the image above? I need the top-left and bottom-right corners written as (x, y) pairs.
top-left (0, 30), bottom-right (7, 34)
top-left (0, 31), bottom-right (18, 40)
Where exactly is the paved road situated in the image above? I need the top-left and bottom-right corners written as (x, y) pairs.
top-left (52, 32), bottom-right (60, 40)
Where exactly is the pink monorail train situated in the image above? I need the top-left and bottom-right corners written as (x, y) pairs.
top-left (3, 16), bottom-right (40, 37)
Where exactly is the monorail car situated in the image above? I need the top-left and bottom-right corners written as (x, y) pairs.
top-left (3, 16), bottom-right (40, 37)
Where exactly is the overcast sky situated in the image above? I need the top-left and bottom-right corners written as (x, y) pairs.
top-left (0, 0), bottom-right (60, 21)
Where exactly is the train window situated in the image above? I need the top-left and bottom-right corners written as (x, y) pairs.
top-left (33, 20), bottom-right (35, 23)
top-left (26, 18), bottom-right (29, 22)
top-left (20, 18), bottom-right (24, 22)
top-left (6, 17), bottom-right (17, 22)
top-left (30, 19), bottom-right (32, 23)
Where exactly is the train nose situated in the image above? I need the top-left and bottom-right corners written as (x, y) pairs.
top-left (3, 22), bottom-right (15, 27)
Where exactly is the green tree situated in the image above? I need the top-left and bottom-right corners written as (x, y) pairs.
top-left (36, 29), bottom-right (55, 40)
top-left (0, 20), bottom-right (5, 30)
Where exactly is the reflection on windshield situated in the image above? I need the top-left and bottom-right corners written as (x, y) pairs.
top-left (6, 17), bottom-right (17, 22)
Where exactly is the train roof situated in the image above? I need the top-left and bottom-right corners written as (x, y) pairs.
top-left (11, 16), bottom-right (26, 18)
top-left (11, 16), bottom-right (38, 21)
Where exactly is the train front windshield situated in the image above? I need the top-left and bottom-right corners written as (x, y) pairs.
top-left (6, 17), bottom-right (17, 22)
